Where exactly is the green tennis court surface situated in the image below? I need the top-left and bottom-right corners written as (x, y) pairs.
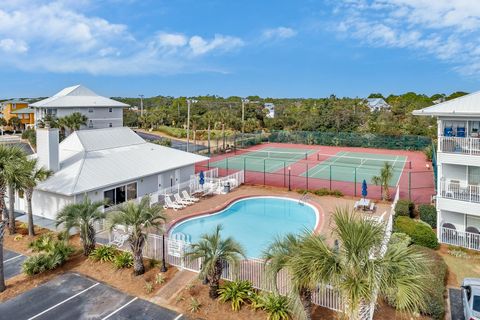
top-left (209, 147), bottom-right (317, 172)
top-left (303, 151), bottom-right (407, 186)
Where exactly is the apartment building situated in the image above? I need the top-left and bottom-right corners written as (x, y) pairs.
top-left (414, 92), bottom-right (480, 251)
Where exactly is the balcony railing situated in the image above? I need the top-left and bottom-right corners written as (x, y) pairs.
top-left (439, 136), bottom-right (480, 155)
top-left (440, 227), bottom-right (480, 251)
top-left (439, 178), bottom-right (480, 203)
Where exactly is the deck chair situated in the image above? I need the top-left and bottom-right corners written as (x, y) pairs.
top-left (108, 231), bottom-right (129, 248)
top-left (175, 193), bottom-right (193, 205)
top-left (182, 190), bottom-right (199, 202)
top-left (369, 202), bottom-right (376, 212)
top-left (163, 195), bottom-right (184, 211)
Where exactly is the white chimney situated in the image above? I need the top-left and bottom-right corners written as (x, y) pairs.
top-left (36, 127), bottom-right (59, 172)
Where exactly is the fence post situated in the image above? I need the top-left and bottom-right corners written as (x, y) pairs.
top-left (263, 159), bottom-right (266, 185)
top-left (408, 171), bottom-right (411, 201)
top-left (306, 163), bottom-right (309, 191)
top-left (226, 157), bottom-right (229, 175)
top-left (207, 160), bottom-right (210, 170)
top-left (283, 162), bottom-right (286, 187)
top-left (329, 165), bottom-right (332, 190)
top-left (354, 167), bottom-right (357, 197)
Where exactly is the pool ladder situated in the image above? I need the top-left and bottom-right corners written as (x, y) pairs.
top-left (299, 192), bottom-right (309, 205)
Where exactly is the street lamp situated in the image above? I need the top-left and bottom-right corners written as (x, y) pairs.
top-left (160, 234), bottom-right (167, 272)
top-left (186, 99), bottom-right (197, 152)
top-left (139, 94), bottom-right (144, 117)
top-left (288, 166), bottom-right (291, 191)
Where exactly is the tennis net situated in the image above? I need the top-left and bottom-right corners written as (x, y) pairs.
top-left (234, 148), bottom-right (309, 160)
top-left (317, 153), bottom-right (411, 169)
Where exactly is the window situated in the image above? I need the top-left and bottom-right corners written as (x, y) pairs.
top-left (468, 166), bottom-right (480, 185)
top-left (108, 107), bottom-right (113, 112)
top-left (103, 183), bottom-right (137, 208)
top-left (109, 123), bottom-right (113, 128)
top-left (12, 104), bottom-right (16, 109)
top-left (88, 108), bottom-right (94, 113)
top-left (126, 183), bottom-right (137, 200)
top-left (88, 120), bottom-right (93, 128)
top-left (473, 295), bottom-right (480, 312)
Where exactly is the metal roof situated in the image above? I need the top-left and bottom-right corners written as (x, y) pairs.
top-left (35, 127), bottom-right (208, 196)
top-left (413, 91), bottom-right (480, 116)
top-left (31, 85), bottom-right (129, 108)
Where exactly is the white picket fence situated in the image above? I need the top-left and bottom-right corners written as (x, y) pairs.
top-left (96, 187), bottom-right (399, 319)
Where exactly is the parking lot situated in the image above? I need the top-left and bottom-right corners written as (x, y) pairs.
top-left (3, 249), bottom-right (26, 280)
top-left (0, 273), bottom-right (184, 320)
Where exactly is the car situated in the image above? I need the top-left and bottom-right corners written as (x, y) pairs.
top-left (462, 278), bottom-right (480, 320)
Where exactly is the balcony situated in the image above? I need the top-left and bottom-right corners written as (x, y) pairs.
top-left (439, 136), bottom-right (480, 155)
top-left (440, 227), bottom-right (480, 251)
top-left (439, 178), bottom-right (480, 203)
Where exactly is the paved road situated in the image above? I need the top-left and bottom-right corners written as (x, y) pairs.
top-left (0, 273), bottom-right (184, 320)
top-left (3, 249), bottom-right (26, 280)
top-left (135, 130), bottom-right (207, 153)
top-left (450, 288), bottom-right (465, 320)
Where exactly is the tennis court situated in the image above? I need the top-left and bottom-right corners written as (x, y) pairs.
top-left (208, 146), bottom-right (317, 172)
top-left (303, 151), bottom-right (408, 187)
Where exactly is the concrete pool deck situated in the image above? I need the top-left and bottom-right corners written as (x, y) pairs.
top-left (162, 185), bottom-right (392, 242)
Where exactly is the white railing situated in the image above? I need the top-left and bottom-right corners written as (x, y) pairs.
top-left (439, 178), bottom-right (480, 203)
top-left (439, 227), bottom-right (480, 251)
top-left (439, 136), bottom-right (480, 155)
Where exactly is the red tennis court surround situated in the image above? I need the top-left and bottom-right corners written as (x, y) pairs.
top-left (195, 142), bottom-right (435, 204)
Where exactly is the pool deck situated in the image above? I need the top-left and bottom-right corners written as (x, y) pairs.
top-left (163, 185), bottom-right (392, 243)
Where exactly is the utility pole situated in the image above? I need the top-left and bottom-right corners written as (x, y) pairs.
top-left (186, 99), bottom-right (191, 152)
top-left (241, 98), bottom-right (249, 135)
top-left (139, 94), bottom-right (144, 117)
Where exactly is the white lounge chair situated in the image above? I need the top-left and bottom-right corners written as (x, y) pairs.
top-left (163, 195), bottom-right (184, 211)
top-left (182, 190), bottom-right (199, 202)
top-left (108, 231), bottom-right (129, 247)
top-left (175, 193), bottom-right (193, 205)
top-left (369, 202), bottom-right (376, 212)
top-left (353, 201), bottom-right (360, 210)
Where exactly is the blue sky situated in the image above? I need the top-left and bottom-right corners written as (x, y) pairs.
top-left (1, 0), bottom-right (479, 98)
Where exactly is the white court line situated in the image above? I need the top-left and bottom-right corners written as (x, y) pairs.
top-left (101, 297), bottom-right (138, 320)
top-left (28, 282), bottom-right (100, 320)
top-left (3, 254), bottom-right (23, 263)
top-left (309, 151), bottom-right (350, 176)
top-left (173, 314), bottom-right (184, 320)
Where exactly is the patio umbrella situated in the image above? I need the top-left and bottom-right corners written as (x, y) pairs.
top-left (199, 171), bottom-right (205, 188)
top-left (362, 179), bottom-right (368, 199)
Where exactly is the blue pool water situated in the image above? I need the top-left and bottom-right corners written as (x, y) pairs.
top-left (169, 197), bottom-right (318, 259)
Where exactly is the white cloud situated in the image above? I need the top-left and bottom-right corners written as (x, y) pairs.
top-left (0, 1), bottom-right (245, 75)
top-left (262, 27), bottom-right (297, 40)
top-left (333, 0), bottom-right (480, 76)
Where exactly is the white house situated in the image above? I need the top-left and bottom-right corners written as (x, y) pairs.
top-left (31, 85), bottom-right (128, 129)
top-left (413, 92), bottom-right (480, 251)
top-left (366, 98), bottom-right (390, 111)
top-left (16, 126), bottom-right (207, 220)
top-left (264, 103), bottom-right (275, 118)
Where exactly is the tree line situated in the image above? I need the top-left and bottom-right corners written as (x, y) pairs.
top-left (116, 91), bottom-right (468, 139)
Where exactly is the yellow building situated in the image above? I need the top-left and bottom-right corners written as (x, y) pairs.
top-left (1, 100), bottom-right (35, 130)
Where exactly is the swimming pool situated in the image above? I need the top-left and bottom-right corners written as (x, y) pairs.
top-left (169, 196), bottom-right (319, 259)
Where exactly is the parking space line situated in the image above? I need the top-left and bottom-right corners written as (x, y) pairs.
top-left (27, 282), bottom-right (100, 320)
top-left (3, 254), bottom-right (23, 263)
top-left (173, 314), bottom-right (183, 320)
top-left (101, 297), bottom-right (138, 320)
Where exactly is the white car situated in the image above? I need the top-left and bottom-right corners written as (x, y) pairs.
top-left (462, 278), bottom-right (480, 320)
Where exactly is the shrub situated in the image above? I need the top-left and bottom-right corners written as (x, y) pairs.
top-left (189, 297), bottom-right (201, 313)
top-left (29, 233), bottom-right (57, 252)
top-left (394, 199), bottom-right (415, 218)
top-left (144, 281), bottom-right (154, 293)
top-left (415, 246), bottom-right (447, 320)
top-left (423, 145), bottom-right (433, 161)
top-left (155, 273), bottom-right (166, 285)
top-left (257, 293), bottom-right (291, 320)
top-left (113, 252), bottom-right (133, 269)
top-left (22, 128), bottom-right (36, 147)
top-left (419, 204), bottom-right (437, 228)
top-left (389, 232), bottom-right (412, 248)
top-left (311, 188), bottom-right (344, 197)
top-left (89, 246), bottom-right (117, 263)
top-left (23, 240), bottom-right (74, 276)
top-left (218, 280), bottom-right (254, 311)
top-left (393, 216), bottom-right (439, 249)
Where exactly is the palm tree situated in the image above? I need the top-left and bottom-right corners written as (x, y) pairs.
top-left (371, 162), bottom-right (394, 200)
top-left (21, 159), bottom-right (52, 236)
top-left (0, 145), bottom-right (25, 222)
top-left (3, 152), bottom-right (29, 234)
top-left (263, 233), bottom-right (316, 320)
top-left (58, 112), bottom-right (88, 135)
top-left (185, 225), bottom-right (246, 299)
top-left (107, 196), bottom-right (166, 275)
top-left (56, 197), bottom-right (106, 256)
top-left (8, 117), bottom-right (21, 133)
top-left (0, 219), bottom-right (7, 292)
top-left (287, 208), bottom-right (429, 319)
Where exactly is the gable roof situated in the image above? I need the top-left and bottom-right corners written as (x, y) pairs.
top-left (31, 85), bottom-right (129, 108)
top-left (413, 91), bottom-right (480, 116)
top-left (366, 98), bottom-right (390, 108)
top-left (35, 127), bottom-right (208, 196)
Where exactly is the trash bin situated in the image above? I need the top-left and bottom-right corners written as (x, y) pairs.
top-left (224, 181), bottom-right (231, 193)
